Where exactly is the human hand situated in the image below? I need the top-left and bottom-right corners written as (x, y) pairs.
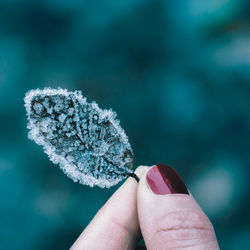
top-left (70, 164), bottom-right (219, 250)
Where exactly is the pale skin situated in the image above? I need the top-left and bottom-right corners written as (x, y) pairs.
top-left (71, 166), bottom-right (219, 250)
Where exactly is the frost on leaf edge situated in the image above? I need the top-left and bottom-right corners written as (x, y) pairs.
top-left (24, 87), bottom-right (133, 188)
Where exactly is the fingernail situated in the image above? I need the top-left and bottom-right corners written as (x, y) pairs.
top-left (146, 164), bottom-right (189, 195)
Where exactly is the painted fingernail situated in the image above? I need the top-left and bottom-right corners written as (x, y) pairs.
top-left (146, 164), bottom-right (189, 195)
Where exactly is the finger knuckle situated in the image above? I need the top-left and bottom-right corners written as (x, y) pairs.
top-left (155, 209), bottom-right (216, 249)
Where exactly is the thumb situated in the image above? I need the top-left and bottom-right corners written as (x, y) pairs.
top-left (137, 164), bottom-right (219, 250)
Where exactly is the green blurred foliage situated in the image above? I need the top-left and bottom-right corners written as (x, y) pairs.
top-left (0, 0), bottom-right (250, 249)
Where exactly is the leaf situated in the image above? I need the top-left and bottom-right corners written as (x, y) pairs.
top-left (24, 88), bottom-right (134, 188)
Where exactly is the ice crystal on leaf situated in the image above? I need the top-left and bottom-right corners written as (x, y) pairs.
top-left (24, 88), bottom-right (133, 188)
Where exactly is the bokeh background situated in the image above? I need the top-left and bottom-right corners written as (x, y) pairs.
top-left (1, 0), bottom-right (250, 249)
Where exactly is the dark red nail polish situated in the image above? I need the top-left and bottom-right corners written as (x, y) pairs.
top-left (146, 164), bottom-right (189, 195)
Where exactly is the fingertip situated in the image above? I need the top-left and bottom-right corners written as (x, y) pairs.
top-left (137, 165), bottom-right (152, 199)
top-left (133, 166), bottom-right (150, 180)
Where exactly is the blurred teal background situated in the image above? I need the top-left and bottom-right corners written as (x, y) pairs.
top-left (0, 0), bottom-right (250, 249)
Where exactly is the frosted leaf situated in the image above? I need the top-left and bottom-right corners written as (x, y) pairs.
top-left (24, 88), bottom-right (134, 188)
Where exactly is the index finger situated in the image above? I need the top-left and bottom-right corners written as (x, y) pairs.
top-left (70, 166), bottom-right (148, 250)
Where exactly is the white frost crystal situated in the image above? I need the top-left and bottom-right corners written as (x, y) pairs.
top-left (24, 88), bottom-right (133, 188)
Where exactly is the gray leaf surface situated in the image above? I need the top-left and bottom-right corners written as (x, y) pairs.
top-left (24, 88), bottom-right (133, 188)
